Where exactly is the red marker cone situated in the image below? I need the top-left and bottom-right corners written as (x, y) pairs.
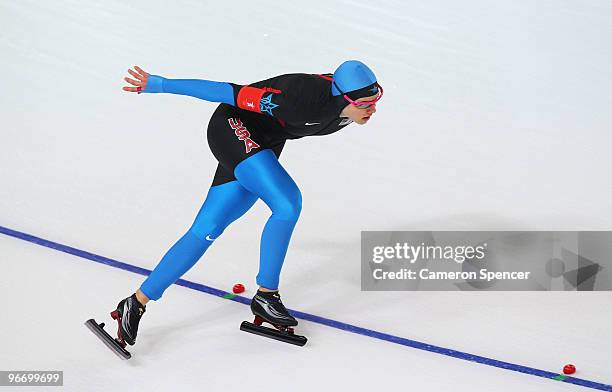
top-left (563, 364), bottom-right (576, 375)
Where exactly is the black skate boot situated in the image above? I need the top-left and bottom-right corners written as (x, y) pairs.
top-left (84, 293), bottom-right (146, 359)
top-left (251, 290), bottom-right (298, 327)
top-left (240, 291), bottom-right (307, 346)
top-left (111, 293), bottom-right (146, 346)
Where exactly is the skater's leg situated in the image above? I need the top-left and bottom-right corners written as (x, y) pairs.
top-left (139, 179), bottom-right (257, 301)
top-left (234, 149), bottom-right (302, 291)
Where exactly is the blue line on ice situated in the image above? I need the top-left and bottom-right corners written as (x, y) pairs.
top-left (1, 224), bottom-right (610, 392)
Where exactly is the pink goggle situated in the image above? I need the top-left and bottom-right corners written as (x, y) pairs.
top-left (344, 84), bottom-right (384, 109)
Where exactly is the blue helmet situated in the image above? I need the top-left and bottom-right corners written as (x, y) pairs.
top-left (331, 60), bottom-right (378, 97)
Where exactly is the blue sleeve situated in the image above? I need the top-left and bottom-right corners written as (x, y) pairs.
top-left (143, 75), bottom-right (235, 106)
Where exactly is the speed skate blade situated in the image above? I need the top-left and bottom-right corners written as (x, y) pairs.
top-left (240, 321), bottom-right (307, 347)
top-left (84, 319), bottom-right (131, 359)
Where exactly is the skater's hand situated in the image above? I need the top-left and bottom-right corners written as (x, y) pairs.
top-left (122, 66), bottom-right (149, 93)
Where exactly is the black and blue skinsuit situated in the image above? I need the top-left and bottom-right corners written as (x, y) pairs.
top-left (138, 65), bottom-right (379, 300)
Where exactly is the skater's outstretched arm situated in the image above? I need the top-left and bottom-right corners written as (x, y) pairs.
top-left (122, 66), bottom-right (338, 125)
top-left (122, 65), bottom-right (235, 105)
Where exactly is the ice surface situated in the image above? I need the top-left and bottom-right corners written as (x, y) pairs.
top-left (1, 1), bottom-right (610, 391)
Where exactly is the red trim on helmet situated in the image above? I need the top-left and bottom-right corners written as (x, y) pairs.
top-left (318, 74), bottom-right (333, 81)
